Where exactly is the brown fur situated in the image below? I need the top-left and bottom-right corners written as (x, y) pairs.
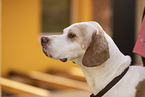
top-left (135, 79), bottom-right (145, 97)
top-left (68, 24), bottom-right (91, 49)
top-left (82, 30), bottom-right (110, 67)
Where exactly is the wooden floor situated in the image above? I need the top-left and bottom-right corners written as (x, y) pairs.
top-left (1, 67), bottom-right (90, 97)
top-left (2, 91), bottom-right (90, 97)
top-left (49, 90), bottom-right (90, 97)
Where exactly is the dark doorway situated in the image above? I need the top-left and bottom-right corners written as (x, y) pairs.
top-left (112, 0), bottom-right (136, 64)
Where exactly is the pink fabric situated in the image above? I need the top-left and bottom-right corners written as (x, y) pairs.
top-left (133, 17), bottom-right (145, 57)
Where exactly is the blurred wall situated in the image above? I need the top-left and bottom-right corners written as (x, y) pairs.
top-left (70, 0), bottom-right (92, 23)
top-left (1, 0), bottom-right (77, 76)
top-left (92, 0), bottom-right (112, 36)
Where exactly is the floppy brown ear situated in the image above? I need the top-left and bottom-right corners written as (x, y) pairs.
top-left (82, 30), bottom-right (110, 67)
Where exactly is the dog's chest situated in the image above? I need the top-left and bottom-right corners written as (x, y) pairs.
top-left (87, 67), bottom-right (145, 97)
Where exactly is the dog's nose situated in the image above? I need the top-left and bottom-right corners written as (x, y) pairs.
top-left (41, 37), bottom-right (49, 44)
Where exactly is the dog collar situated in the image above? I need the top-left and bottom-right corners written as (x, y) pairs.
top-left (90, 66), bottom-right (129, 97)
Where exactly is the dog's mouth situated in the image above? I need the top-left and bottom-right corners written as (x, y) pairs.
top-left (59, 58), bottom-right (67, 62)
top-left (42, 47), bottom-right (52, 57)
top-left (42, 47), bottom-right (68, 62)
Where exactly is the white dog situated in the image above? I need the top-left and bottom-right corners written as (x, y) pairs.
top-left (41, 21), bottom-right (145, 97)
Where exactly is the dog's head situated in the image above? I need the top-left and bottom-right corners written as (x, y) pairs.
top-left (41, 21), bottom-right (110, 67)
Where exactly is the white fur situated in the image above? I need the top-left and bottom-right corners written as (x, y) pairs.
top-left (42, 22), bottom-right (145, 97)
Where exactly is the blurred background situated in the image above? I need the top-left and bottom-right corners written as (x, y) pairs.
top-left (0, 0), bottom-right (145, 97)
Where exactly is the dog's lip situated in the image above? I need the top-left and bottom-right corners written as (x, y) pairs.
top-left (42, 47), bottom-right (51, 57)
top-left (42, 46), bottom-right (68, 62)
top-left (60, 58), bottom-right (67, 62)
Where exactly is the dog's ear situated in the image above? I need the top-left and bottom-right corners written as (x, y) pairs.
top-left (82, 30), bottom-right (110, 67)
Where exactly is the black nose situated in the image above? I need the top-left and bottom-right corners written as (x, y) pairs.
top-left (41, 37), bottom-right (49, 44)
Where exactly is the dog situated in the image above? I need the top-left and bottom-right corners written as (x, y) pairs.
top-left (41, 21), bottom-right (145, 97)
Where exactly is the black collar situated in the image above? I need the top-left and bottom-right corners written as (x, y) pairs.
top-left (90, 66), bottom-right (129, 97)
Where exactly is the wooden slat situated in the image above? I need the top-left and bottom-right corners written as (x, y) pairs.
top-left (48, 67), bottom-right (86, 81)
top-left (29, 71), bottom-right (90, 91)
top-left (1, 77), bottom-right (50, 96)
top-left (7, 70), bottom-right (89, 90)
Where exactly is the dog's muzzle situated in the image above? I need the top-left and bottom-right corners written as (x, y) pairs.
top-left (41, 37), bottom-right (52, 57)
top-left (41, 37), bottom-right (68, 62)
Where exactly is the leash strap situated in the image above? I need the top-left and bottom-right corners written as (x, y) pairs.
top-left (90, 66), bottom-right (129, 97)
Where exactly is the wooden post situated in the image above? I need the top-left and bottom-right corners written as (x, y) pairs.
top-left (70, 0), bottom-right (93, 23)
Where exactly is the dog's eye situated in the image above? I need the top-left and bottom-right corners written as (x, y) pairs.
top-left (68, 33), bottom-right (76, 38)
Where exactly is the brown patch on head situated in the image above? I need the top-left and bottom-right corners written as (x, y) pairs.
top-left (82, 30), bottom-right (110, 67)
top-left (71, 24), bottom-right (88, 38)
top-left (75, 24), bottom-right (91, 49)
top-left (135, 79), bottom-right (145, 97)
top-left (67, 24), bottom-right (91, 49)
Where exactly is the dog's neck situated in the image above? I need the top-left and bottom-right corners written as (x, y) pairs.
top-left (73, 32), bottom-right (131, 94)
